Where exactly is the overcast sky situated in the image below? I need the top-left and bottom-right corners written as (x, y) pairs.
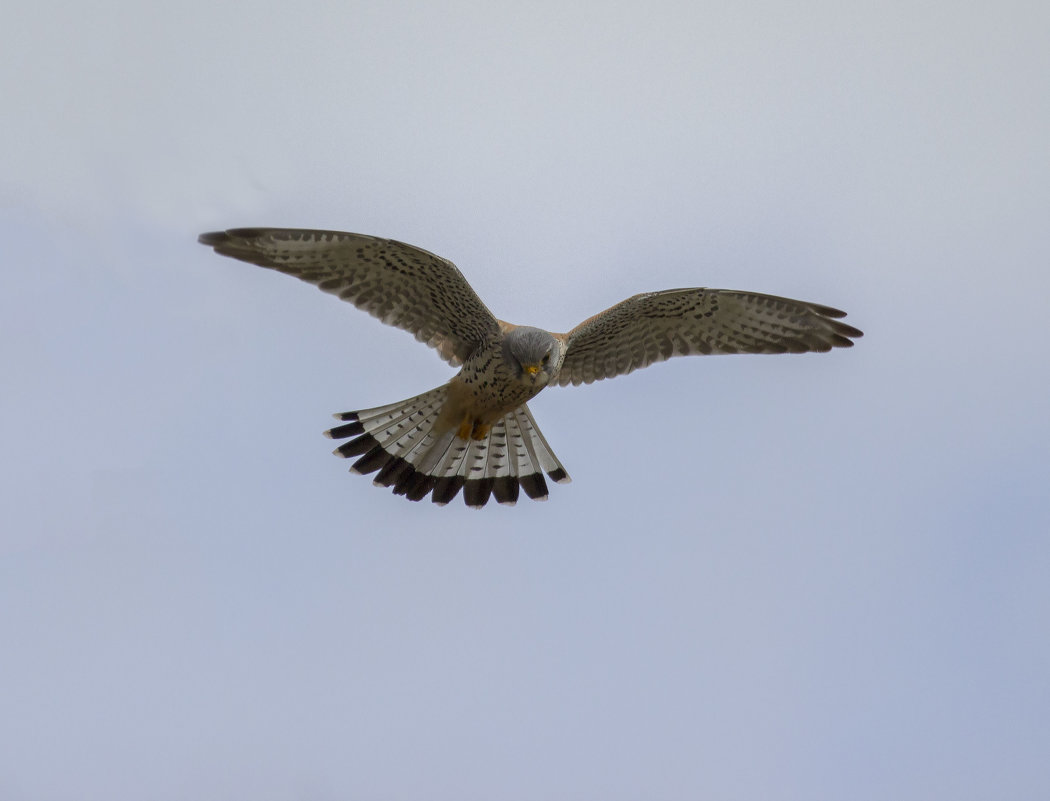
top-left (2, 2), bottom-right (1048, 799)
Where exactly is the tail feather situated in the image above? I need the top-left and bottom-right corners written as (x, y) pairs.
top-left (325, 386), bottom-right (570, 507)
top-left (516, 405), bottom-right (571, 484)
top-left (351, 444), bottom-right (391, 475)
top-left (374, 454), bottom-right (412, 488)
top-left (463, 476), bottom-right (495, 508)
top-left (501, 411), bottom-right (545, 500)
top-left (491, 475), bottom-right (520, 505)
top-left (432, 474), bottom-right (466, 505)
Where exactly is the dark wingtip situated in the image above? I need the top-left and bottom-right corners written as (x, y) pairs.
top-left (198, 231), bottom-right (227, 246)
top-left (806, 302), bottom-right (863, 344)
top-left (839, 323), bottom-right (864, 339)
top-left (812, 303), bottom-right (848, 319)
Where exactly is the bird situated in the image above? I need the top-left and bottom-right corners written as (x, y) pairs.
top-left (199, 227), bottom-right (862, 508)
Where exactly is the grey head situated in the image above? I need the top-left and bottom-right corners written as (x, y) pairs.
top-left (501, 326), bottom-right (562, 387)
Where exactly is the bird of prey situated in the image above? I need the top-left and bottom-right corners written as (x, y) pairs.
top-left (199, 228), bottom-right (862, 507)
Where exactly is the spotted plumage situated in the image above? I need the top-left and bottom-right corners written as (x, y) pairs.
top-left (199, 227), bottom-right (862, 507)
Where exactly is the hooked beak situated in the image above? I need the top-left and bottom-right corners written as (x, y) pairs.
top-left (524, 364), bottom-right (540, 376)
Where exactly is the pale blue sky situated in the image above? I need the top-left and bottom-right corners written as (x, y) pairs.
top-left (2, 2), bottom-right (1048, 799)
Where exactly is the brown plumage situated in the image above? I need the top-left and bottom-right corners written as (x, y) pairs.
top-left (199, 227), bottom-right (862, 507)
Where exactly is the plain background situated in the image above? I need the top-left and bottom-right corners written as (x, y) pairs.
top-left (2, 2), bottom-right (1048, 799)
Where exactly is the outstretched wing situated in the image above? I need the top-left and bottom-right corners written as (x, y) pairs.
top-left (198, 228), bottom-right (500, 365)
top-left (556, 288), bottom-right (863, 386)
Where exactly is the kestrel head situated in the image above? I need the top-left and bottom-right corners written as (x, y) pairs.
top-left (502, 327), bottom-right (561, 387)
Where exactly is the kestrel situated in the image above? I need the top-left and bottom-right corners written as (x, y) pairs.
top-left (199, 228), bottom-right (862, 507)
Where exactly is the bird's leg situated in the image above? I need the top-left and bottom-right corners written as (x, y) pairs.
top-left (456, 416), bottom-right (474, 441)
top-left (456, 415), bottom-right (491, 441)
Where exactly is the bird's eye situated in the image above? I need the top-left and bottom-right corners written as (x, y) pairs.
top-left (542, 353), bottom-right (550, 364)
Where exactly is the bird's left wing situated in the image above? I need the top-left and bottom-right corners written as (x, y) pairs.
top-left (199, 228), bottom-right (500, 365)
top-left (555, 288), bottom-right (862, 386)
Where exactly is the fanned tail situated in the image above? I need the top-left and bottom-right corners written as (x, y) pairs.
top-left (324, 387), bottom-right (570, 507)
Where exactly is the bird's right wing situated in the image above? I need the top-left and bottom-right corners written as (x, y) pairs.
top-left (556, 288), bottom-right (862, 386)
top-left (199, 228), bottom-right (500, 365)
